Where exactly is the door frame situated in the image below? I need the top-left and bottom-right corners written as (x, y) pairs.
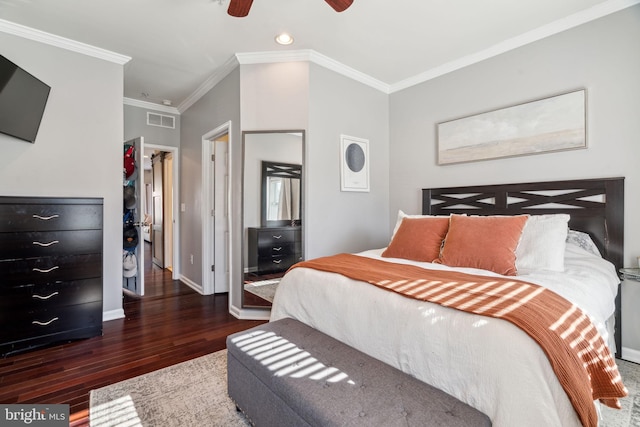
top-left (201, 121), bottom-right (232, 295)
top-left (145, 143), bottom-right (180, 280)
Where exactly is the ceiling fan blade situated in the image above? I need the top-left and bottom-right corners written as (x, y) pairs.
top-left (325, 0), bottom-right (353, 12)
top-left (228, 0), bottom-right (253, 17)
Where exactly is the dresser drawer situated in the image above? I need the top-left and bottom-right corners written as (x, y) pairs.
top-left (0, 253), bottom-right (102, 287)
top-left (0, 196), bottom-right (103, 357)
top-left (0, 229), bottom-right (102, 259)
top-left (257, 254), bottom-right (300, 273)
top-left (0, 201), bottom-right (102, 232)
top-left (0, 278), bottom-right (102, 312)
top-left (248, 226), bottom-right (302, 274)
top-left (0, 301), bottom-right (103, 343)
top-left (256, 228), bottom-right (297, 245)
top-left (257, 240), bottom-right (296, 257)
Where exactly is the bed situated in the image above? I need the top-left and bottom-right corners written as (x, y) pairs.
top-left (270, 177), bottom-right (626, 427)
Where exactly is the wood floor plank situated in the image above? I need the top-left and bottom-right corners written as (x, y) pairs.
top-left (0, 259), bottom-right (265, 416)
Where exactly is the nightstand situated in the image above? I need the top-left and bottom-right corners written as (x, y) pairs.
top-left (620, 268), bottom-right (640, 282)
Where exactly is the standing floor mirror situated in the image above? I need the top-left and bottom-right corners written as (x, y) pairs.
top-left (242, 130), bottom-right (304, 308)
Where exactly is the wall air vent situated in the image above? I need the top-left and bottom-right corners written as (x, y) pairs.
top-left (147, 112), bottom-right (175, 129)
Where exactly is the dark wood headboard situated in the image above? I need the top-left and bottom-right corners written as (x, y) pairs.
top-left (422, 177), bottom-right (625, 357)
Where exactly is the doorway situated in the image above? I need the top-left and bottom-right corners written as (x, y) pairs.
top-left (149, 151), bottom-right (173, 271)
top-left (201, 122), bottom-right (231, 295)
top-left (142, 144), bottom-right (180, 295)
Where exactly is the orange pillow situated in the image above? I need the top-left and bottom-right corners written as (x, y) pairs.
top-left (382, 217), bottom-right (450, 262)
top-left (435, 214), bottom-right (528, 275)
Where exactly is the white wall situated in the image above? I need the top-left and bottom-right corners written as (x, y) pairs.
top-left (388, 6), bottom-right (640, 355)
top-left (0, 32), bottom-right (125, 319)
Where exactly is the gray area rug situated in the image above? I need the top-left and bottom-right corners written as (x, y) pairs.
top-left (601, 358), bottom-right (640, 426)
top-left (90, 351), bottom-right (250, 427)
top-left (244, 279), bottom-right (280, 303)
top-left (90, 349), bottom-right (638, 426)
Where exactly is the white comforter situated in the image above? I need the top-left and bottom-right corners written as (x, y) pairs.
top-left (270, 243), bottom-right (620, 427)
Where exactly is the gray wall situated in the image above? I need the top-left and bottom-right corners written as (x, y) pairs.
top-left (243, 133), bottom-right (303, 231)
top-left (193, 61), bottom-right (389, 317)
top-left (124, 104), bottom-right (181, 147)
top-left (179, 67), bottom-right (241, 299)
top-left (388, 5), bottom-right (640, 358)
top-left (237, 62), bottom-right (309, 317)
top-left (0, 32), bottom-right (125, 319)
top-left (308, 63), bottom-right (390, 257)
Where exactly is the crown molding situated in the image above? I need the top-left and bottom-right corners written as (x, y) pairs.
top-left (177, 55), bottom-right (240, 113)
top-left (236, 50), bottom-right (313, 64)
top-left (236, 49), bottom-right (390, 94)
top-left (123, 97), bottom-right (180, 115)
top-left (0, 19), bottom-right (130, 65)
top-left (390, 0), bottom-right (640, 93)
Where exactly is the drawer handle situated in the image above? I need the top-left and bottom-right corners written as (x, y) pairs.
top-left (33, 291), bottom-right (59, 300)
top-left (33, 266), bottom-right (60, 273)
top-left (32, 317), bottom-right (59, 326)
top-left (272, 235), bottom-right (282, 239)
top-left (273, 247), bottom-right (282, 251)
top-left (273, 260), bottom-right (282, 264)
top-left (32, 214), bottom-right (60, 221)
top-left (33, 240), bottom-right (60, 247)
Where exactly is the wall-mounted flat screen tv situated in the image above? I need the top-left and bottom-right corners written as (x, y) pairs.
top-left (0, 54), bottom-right (51, 143)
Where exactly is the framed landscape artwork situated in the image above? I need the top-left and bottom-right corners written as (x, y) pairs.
top-left (437, 89), bottom-right (586, 165)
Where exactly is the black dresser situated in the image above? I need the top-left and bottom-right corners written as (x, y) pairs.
top-left (0, 197), bottom-right (103, 357)
top-left (247, 226), bottom-right (302, 274)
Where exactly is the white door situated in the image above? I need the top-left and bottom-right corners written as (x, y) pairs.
top-left (213, 139), bottom-right (229, 292)
top-left (123, 137), bottom-right (145, 296)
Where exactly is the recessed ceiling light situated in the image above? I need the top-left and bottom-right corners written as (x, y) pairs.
top-left (275, 33), bottom-right (294, 45)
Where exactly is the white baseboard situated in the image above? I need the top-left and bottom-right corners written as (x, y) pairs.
top-left (229, 303), bottom-right (271, 321)
top-left (621, 346), bottom-right (640, 364)
top-left (180, 275), bottom-right (204, 294)
top-left (103, 308), bottom-right (125, 322)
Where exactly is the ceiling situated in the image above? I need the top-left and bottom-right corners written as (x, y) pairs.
top-left (0, 0), bottom-right (633, 112)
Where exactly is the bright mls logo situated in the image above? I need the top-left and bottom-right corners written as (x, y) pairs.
top-left (0, 405), bottom-right (68, 426)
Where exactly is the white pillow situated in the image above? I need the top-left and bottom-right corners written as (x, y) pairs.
top-left (515, 214), bottom-right (570, 273)
top-left (566, 229), bottom-right (602, 257)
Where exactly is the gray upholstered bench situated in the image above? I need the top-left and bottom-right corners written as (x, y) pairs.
top-left (226, 317), bottom-right (491, 427)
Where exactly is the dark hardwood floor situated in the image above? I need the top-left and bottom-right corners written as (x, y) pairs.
top-left (0, 242), bottom-right (265, 422)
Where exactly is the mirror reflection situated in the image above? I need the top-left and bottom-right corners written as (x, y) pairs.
top-left (242, 131), bottom-right (304, 309)
top-left (262, 161), bottom-right (301, 226)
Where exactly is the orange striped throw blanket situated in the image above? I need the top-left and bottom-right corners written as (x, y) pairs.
top-left (290, 253), bottom-right (627, 427)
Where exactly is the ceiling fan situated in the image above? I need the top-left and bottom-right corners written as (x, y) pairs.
top-left (228, 0), bottom-right (354, 17)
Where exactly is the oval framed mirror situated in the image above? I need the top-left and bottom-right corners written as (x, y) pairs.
top-left (241, 130), bottom-right (305, 308)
